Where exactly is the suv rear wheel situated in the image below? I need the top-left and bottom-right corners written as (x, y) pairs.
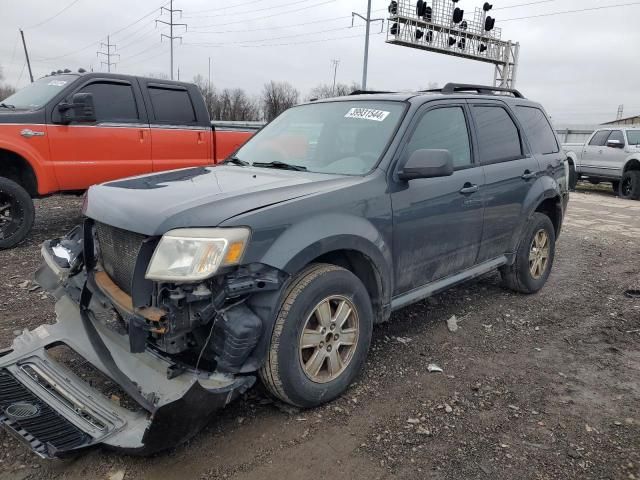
top-left (0, 177), bottom-right (35, 249)
top-left (619, 170), bottom-right (640, 200)
top-left (260, 264), bottom-right (373, 408)
top-left (500, 212), bottom-right (556, 294)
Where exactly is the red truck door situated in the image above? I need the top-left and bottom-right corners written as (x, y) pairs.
top-left (47, 78), bottom-right (152, 190)
top-left (142, 83), bottom-right (211, 172)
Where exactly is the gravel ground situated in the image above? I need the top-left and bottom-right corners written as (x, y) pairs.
top-left (0, 187), bottom-right (638, 480)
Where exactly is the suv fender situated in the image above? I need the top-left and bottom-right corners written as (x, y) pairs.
top-left (622, 157), bottom-right (640, 173)
top-left (508, 175), bottom-right (562, 257)
top-left (242, 213), bottom-right (392, 369)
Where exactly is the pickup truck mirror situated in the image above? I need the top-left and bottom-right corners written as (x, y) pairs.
top-left (398, 149), bottom-right (454, 181)
top-left (606, 139), bottom-right (624, 149)
top-left (57, 92), bottom-right (96, 124)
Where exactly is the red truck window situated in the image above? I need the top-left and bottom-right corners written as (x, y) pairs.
top-left (148, 87), bottom-right (196, 124)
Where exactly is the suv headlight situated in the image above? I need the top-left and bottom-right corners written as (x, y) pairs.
top-left (145, 227), bottom-right (250, 282)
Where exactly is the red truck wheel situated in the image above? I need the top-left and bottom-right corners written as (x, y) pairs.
top-left (0, 177), bottom-right (35, 249)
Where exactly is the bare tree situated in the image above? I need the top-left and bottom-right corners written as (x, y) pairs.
top-left (0, 66), bottom-right (16, 100)
top-left (262, 81), bottom-right (299, 121)
top-left (307, 82), bottom-right (360, 100)
top-left (193, 75), bottom-right (261, 121)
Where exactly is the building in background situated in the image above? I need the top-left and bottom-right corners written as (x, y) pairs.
top-left (601, 115), bottom-right (640, 126)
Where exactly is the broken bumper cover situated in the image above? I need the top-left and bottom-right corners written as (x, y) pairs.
top-left (0, 294), bottom-right (255, 458)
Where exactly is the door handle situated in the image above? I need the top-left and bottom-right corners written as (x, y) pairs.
top-left (459, 183), bottom-right (479, 194)
top-left (197, 131), bottom-right (204, 144)
top-left (139, 129), bottom-right (145, 143)
top-left (521, 170), bottom-right (537, 180)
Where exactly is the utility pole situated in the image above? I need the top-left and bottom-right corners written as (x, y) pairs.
top-left (156, 0), bottom-right (187, 80)
top-left (352, 1), bottom-right (384, 90)
top-left (19, 29), bottom-right (34, 83)
top-left (208, 57), bottom-right (212, 91)
top-left (330, 59), bottom-right (340, 95)
top-left (97, 35), bottom-right (119, 72)
top-left (617, 104), bottom-right (624, 121)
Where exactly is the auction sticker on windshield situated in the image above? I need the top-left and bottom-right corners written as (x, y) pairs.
top-left (345, 108), bottom-right (390, 122)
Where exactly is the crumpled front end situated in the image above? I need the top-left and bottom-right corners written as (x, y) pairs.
top-left (0, 221), bottom-right (279, 458)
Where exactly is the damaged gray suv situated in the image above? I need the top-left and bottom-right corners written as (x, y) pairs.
top-left (0, 84), bottom-right (569, 458)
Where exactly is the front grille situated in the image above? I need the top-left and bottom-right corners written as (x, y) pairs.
top-left (95, 222), bottom-right (146, 295)
top-left (0, 369), bottom-right (91, 457)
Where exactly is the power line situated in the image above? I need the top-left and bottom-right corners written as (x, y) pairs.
top-left (25, 0), bottom-right (82, 29)
top-left (35, 1), bottom-right (167, 62)
top-left (184, 30), bottom-right (384, 49)
top-left (187, 0), bottom-right (335, 29)
top-left (184, 0), bottom-right (323, 19)
top-left (189, 13), bottom-right (351, 34)
top-left (501, 1), bottom-right (640, 21)
top-left (494, 0), bottom-right (557, 10)
top-left (185, 24), bottom-right (365, 47)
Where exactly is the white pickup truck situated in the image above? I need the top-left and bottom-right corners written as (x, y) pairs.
top-left (564, 126), bottom-right (640, 199)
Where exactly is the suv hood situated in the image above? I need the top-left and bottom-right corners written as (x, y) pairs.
top-left (84, 165), bottom-right (356, 235)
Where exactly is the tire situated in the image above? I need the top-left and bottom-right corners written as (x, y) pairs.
top-left (619, 170), bottom-right (640, 200)
top-left (499, 212), bottom-right (556, 294)
top-left (568, 163), bottom-right (578, 190)
top-left (612, 180), bottom-right (620, 195)
top-left (0, 177), bottom-right (35, 249)
top-left (259, 264), bottom-right (373, 408)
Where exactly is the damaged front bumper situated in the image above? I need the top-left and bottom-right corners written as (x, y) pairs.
top-left (0, 267), bottom-right (254, 458)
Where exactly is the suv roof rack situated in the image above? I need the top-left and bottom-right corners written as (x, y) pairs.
top-left (425, 83), bottom-right (525, 99)
top-left (349, 90), bottom-right (396, 95)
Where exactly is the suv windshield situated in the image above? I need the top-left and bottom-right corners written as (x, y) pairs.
top-left (627, 130), bottom-right (640, 146)
top-left (232, 100), bottom-right (406, 175)
top-left (0, 75), bottom-right (76, 110)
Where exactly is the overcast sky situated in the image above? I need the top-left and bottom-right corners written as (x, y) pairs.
top-left (1, 0), bottom-right (638, 125)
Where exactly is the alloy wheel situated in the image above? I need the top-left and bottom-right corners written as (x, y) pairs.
top-left (298, 295), bottom-right (359, 383)
top-left (529, 229), bottom-right (550, 279)
top-left (0, 191), bottom-right (22, 240)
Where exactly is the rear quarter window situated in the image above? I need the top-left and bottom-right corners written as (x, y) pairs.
top-left (514, 106), bottom-right (559, 155)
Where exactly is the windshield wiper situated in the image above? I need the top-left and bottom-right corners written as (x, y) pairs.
top-left (0, 103), bottom-right (15, 109)
top-left (252, 161), bottom-right (307, 171)
top-left (222, 156), bottom-right (249, 166)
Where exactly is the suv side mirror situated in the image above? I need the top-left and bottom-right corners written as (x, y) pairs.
top-left (606, 139), bottom-right (624, 149)
top-left (398, 149), bottom-right (454, 181)
top-left (58, 92), bottom-right (96, 124)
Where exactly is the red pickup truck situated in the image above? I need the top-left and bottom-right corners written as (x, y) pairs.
top-left (0, 72), bottom-right (258, 248)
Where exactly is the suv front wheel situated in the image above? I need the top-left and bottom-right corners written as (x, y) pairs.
top-left (260, 264), bottom-right (373, 408)
top-left (619, 170), bottom-right (640, 200)
top-left (500, 212), bottom-right (556, 294)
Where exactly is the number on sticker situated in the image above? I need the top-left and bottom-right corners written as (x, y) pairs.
top-left (344, 108), bottom-right (390, 122)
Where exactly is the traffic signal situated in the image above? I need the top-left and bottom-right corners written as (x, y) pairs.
top-left (416, 0), bottom-right (427, 17)
top-left (461, 20), bottom-right (468, 30)
top-left (425, 6), bottom-right (432, 22)
top-left (458, 38), bottom-right (466, 50)
top-left (388, 1), bottom-right (398, 14)
top-left (485, 16), bottom-right (495, 31)
top-left (448, 36), bottom-right (456, 46)
top-left (483, 2), bottom-right (493, 12)
top-left (479, 44), bottom-right (487, 52)
top-left (416, 28), bottom-right (424, 40)
top-left (391, 22), bottom-right (399, 35)
top-left (426, 30), bottom-right (433, 42)
top-left (453, 7), bottom-right (464, 23)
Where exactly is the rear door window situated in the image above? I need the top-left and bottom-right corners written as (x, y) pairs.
top-left (514, 106), bottom-right (559, 155)
top-left (148, 86), bottom-right (196, 124)
top-left (472, 106), bottom-right (523, 164)
top-left (606, 130), bottom-right (625, 145)
top-left (78, 82), bottom-right (139, 123)
top-left (588, 130), bottom-right (610, 146)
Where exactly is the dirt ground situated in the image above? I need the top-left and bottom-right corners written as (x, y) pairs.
top-left (0, 184), bottom-right (638, 480)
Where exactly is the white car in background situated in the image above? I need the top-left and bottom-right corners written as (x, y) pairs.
top-left (564, 127), bottom-right (640, 199)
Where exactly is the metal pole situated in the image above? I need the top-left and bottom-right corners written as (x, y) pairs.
top-left (362, 0), bottom-right (372, 90)
top-left (331, 59), bottom-right (339, 95)
top-left (170, 0), bottom-right (174, 80)
top-left (19, 29), bottom-right (34, 83)
top-left (107, 35), bottom-right (111, 72)
top-left (208, 57), bottom-right (211, 91)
